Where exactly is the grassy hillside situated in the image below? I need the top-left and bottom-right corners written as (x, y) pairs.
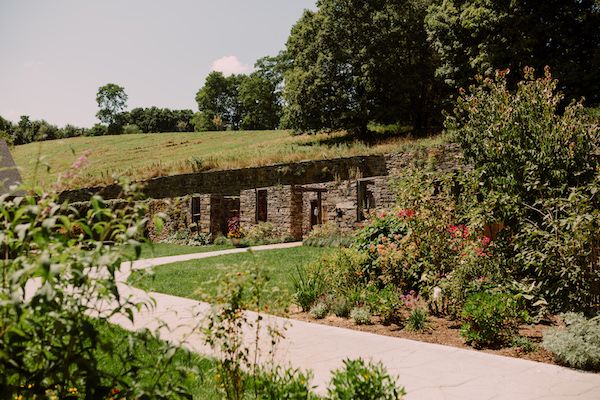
top-left (12, 129), bottom-right (444, 190)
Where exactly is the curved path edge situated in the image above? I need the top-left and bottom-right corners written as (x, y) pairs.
top-left (110, 243), bottom-right (600, 400)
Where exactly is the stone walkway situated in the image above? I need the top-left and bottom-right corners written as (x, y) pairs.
top-left (110, 243), bottom-right (600, 400)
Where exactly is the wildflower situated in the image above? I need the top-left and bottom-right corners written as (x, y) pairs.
top-left (481, 236), bottom-right (492, 247)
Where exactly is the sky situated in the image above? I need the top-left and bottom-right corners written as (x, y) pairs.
top-left (0, 0), bottom-right (316, 127)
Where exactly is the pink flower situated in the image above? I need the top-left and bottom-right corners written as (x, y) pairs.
top-left (481, 236), bottom-right (492, 247)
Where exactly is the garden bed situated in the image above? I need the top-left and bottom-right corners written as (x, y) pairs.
top-left (290, 307), bottom-right (559, 365)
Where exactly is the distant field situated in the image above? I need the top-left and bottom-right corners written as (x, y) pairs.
top-left (12, 130), bottom-right (444, 189)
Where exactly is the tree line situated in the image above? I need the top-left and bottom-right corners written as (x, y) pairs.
top-left (2, 0), bottom-right (599, 143)
top-left (195, 0), bottom-right (600, 135)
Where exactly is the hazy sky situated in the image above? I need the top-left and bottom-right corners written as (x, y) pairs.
top-left (0, 0), bottom-right (316, 127)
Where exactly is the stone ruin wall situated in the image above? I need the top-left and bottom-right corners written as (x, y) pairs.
top-left (93, 143), bottom-right (464, 241)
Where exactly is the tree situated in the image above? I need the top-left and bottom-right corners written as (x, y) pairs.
top-left (425, 0), bottom-right (600, 105)
top-left (195, 71), bottom-right (281, 131)
top-left (96, 83), bottom-right (128, 133)
top-left (195, 72), bottom-right (243, 130)
top-left (281, 0), bottom-right (443, 135)
top-left (238, 73), bottom-right (281, 130)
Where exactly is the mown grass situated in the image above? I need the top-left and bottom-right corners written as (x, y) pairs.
top-left (129, 246), bottom-right (332, 315)
top-left (12, 130), bottom-right (445, 189)
top-left (123, 242), bottom-right (233, 260)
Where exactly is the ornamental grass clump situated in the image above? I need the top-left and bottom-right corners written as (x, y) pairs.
top-left (543, 313), bottom-right (600, 371)
top-left (291, 263), bottom-right (326, 311)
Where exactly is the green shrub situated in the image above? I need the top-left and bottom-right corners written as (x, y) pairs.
top-left (405, 308), bottom-right (428, 332)
top-left (252, 366), bottom-right (316, 400)
top-left (371, 286), bottom-right (402, 326)
top-left (309, 302), bottom-right (329, 319)
top-left (460, 291), bottom-right (526, 348)
top-left (447, 67), bottom-right (600, 312)
top-left (330, 297), bottom-right (351, 318)
top-left (213, 234), bottom-right (230, 246)
top-left (543, 313), bottom-right (600, 371)
top-left (0, 185), bottom-right (194, 398)
top-left (327, 358), bottom-right (405, 400)
top-left (350, 307), bottom-right (372, 325)
top-left (292, 264), bottom-right (326, 311)
top-left (241, 222), bottom-right (285, 246)
top-left (123, 123), bottom-right (142, 134)
top-left (303, 223), bottom-right (353, 248)
top-left (510, 336), bottom-right (537, 353)
top-left (317, 248), bottom-right (370, 293)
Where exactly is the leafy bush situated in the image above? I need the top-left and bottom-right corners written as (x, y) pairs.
top-left (514, 186), bottom-right (600, 312)
top-left (327, 358), bottom-right (405, 400)
top-left (330, 297), bottom-right (351, 318)
top-left (460, 291), bottom-right (527, 348)
top-left (0, 185), bottom-right (195, 399)
top-left (405, 308), bottom-right (428, 332)
top-left (292, 263), bottom-right (326, 311)
top-left (319, 248), bottom-right (370, 289)
top-left (543, 313), bottom-right (600, 371)
top-left (447, 67), bottom-right (600, 312)
top-left (510, 336), bottom-right (537, 353)
top-left (350, 307), bottom-right (372, 325)
top-left (241, 222), bottom-right (287, 246)
top-left (162, 229), bottom-right (211, 247)
top-left (123, 123), bottom-right (142, 134)
top-left (371, 286), bottom-right (402, 326)
top-left (303, 223), bottom-right (353, 248)
top-left (252, 366), bottom-right (316, 400)
top-left (214, 234), bottom-right (230, 246)
top-left (309, 302), bottom-right (329, 319)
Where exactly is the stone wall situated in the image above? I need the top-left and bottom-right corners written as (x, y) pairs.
top-left (70, 143), bottom-right (465, 241)
top-left (238, 177), bottom-right (397, 239)
top-left (59, 143), bottom-right (463, 203)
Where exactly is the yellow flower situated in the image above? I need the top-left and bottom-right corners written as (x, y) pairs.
top-left (68, 387), bottom-right (78, 393)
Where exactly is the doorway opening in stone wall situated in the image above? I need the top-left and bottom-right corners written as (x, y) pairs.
top-left (310, 197), bottom-right (322, 229)
top-left (357, 179), bottom-right (375, 221)
top-left (256, 189), bottom-right (268, 223)
top-left (221, 196), bottom-right (240, 236)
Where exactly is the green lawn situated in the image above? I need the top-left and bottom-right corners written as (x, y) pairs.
top-left (12, 130), bottom-right (444, 189)
top-left (124, 242), bottom-right (233, 260)
top-left (129, 246), bottom-right (331, 315)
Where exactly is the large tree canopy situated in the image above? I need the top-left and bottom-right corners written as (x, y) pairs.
top-left (96, 83), bottom-right (128, 132)
top-left (282, 0), bottom-right (444, 135)
top-left (195, 71), bottom-right (281, 131)
top-left (426, 0), bottom-right (600, 104)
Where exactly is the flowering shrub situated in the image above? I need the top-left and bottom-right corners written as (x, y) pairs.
top-left (448, 67), bottom-right (600, 312)
top-left (227, 215), bottom-right (243, 239)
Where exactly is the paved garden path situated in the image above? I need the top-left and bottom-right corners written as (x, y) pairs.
top-left (110, 243), bottom-right (600, 400)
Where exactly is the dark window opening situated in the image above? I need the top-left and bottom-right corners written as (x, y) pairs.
top-left (357, 180), bottom-right (375, 221)
top-left (191, 196), bottom-right (201, 226)
top-left (256, 189), bottom-right (268, 223)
